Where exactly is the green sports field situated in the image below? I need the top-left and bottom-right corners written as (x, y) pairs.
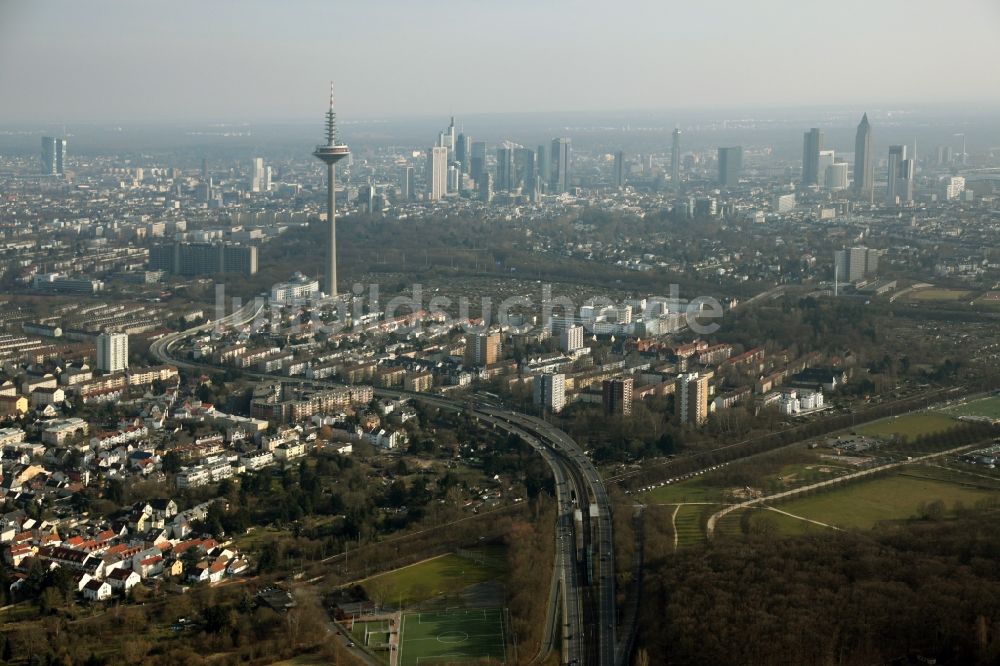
top-left (940, 395), bottom-right (1000, 420)
top-left (398, 608), bottom-right (507, 666)
top-left (855, 413), bottom-right (957, 441)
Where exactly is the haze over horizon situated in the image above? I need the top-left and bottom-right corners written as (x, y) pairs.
top-left (2, 0), bottom-right (1000, 124)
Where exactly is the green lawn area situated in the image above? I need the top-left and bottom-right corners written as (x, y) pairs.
top-left (361, 547), bottom-right (506, 608)
top-left (774, 472), bottom-right (1000, 529)
top-left (909, 288), bottom-right (975, 301)
top-left (399, 608), bottom-right (507, 666)
top-left (940, 395), bottom-right (1000, 420)
top-left (716, 507), bottom-right (827, 537)
top-left (855, 413), bottom-right (957, 441)
top-left (673, 504), bottom-right (709, 547)
top-left (642, 477), bottom-right (723, 504)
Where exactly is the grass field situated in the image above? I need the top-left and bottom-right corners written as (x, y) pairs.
top-left (362, 547), bottom-right (506, 608)
top-left (715, 507), bottom-right (827, 537)
top-left (909, 288), bottom-right (975, 301)
top-left (399, 608), bottom-right (506, 666)
top-left (773, 471), bottom-right (999, 530)
top-left (855, 413), bottom-right (957, 440)
top-left (940, 395), bottom-right (1000, 420)
top-left (673, 504), bottom-right (709, 546)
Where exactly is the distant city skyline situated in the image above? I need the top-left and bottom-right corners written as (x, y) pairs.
top-left (2, 0), bottom-right (1000, 123)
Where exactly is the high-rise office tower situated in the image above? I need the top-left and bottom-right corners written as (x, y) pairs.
top-left (446, 116), bottom-right (456, 156)
top-left (201, 158), bottom-right (208, 180)
top-left (496, 147), bottom-right (514, 192)
top-left (802, 128), bottom-right (823, 186)
top-left (534, 373), bottom-right (566, 414)
top-left (479, 172), bottom-right (493, 203)
top-left (675, 372), bottom-right (710, 426)
top-left (671, 127), bottom-right (681, 188)
top-left (96, 333), bottom-right (129, 373)
top-left (551, 137), bottom-right (571, 193)
top-left (399, 166), bottom-right (414, 201)
top-left (886, 145), bottom-right (914, 204)
top-left (613, 150), bottom-right (626, 189)
top-left (514, 147), bottom-right (535, 194)
top-left (602, 378), bottom-right (633, 416)
top-left (826, 162), bottom-right (849, 190)
top-left (54, 138), bottom-right (66, 175)
top-left (428, 146), bottom-right (448, 201)
top-left (41, 136), bottom-right (67, 176)
top-left (536, 144), bottom-right (549, 193)
top-left (853, 113), bottom-right (873, 199)
top-left (717, 146), bottom-right (742, 187)
top-left (469, 141), bottom-right (487, 185)
top-left (250, 157), bottom-right (265, 192)
top-left (41, 137), bottom-right (57, 175)
top-left (312, 83), bottom-right (350, 297)
top-left (455, 132), bottom-right (469, 172)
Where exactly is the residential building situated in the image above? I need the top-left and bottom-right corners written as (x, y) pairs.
top-left (676, 372), bottom-right (711, 426)
top-left (97, 333), bottom-right (129, 373)
top-left (534, 373), bottom-right (566, 413)
top-left (602, 378), bottom-right (633, 416)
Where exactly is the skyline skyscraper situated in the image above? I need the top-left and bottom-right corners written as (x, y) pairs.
top-left (802, 127), bottom-right (823, 186)
top-left (670, 127), bottom-right (681, 188)
top-left (496, 147), bottom-right (514, 192)
top-left (514, 147), bottom-right (535, 195)
top-left (312, 83), bottom-right (350, 297)
top-left (717, 146), bottom-right (742, 187)
top-left (455, 132), bottom-right (468, 172)
top-left (613, 150), bottom-right (626, 189)
top-left (886, 144), bottom-right (914, 205)
top-left (536, 144), bottom-right (549, 194)
top-left (469, 141), bottom-right (486, 185)
top-left (853, 113), bottom-right (873, 199)
top-left (428, 145), bottom-right (448, 200)
top-left (41, 136), bottom-right (67, 176)
top-left (551, 137), bottom-right (571, 193)
top-left (399, 165), bottom-right (414, 201)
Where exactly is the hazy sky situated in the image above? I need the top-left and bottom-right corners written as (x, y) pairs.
top-left (2, 0), bottom-right (1000, 124)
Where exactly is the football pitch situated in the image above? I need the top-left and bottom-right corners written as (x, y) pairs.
top-left (399, 608), bottom-right (507, 666)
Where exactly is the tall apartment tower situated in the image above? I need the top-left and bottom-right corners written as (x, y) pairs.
top-left (833, 247), bottom-right (879, 283)
top-left (717, 146), bottom-right (743, 187)
top-left (551, 137), bottom-right (571, 193)
top-left (670, 127), bottom-right (681, 188)
top-left (559, 324), bottom-right (584, 353)
top-left (534, 373), bottom-right (566, 413)
top-left (97, 333), bottom-right (129, 373)
top-left (250, 157), bottom-right (265, 192)
top-left (853, 113), bottom-right (873, 199)
top-left (602, 378), bottom-right (634, 416)
top-left (312, 83), bottom-right (350, 297)
top-left (428, 146), bottom-right (448, 201)
top-left (465, 331), bottom-right (501, 366)
top-left (613, 150), bottom-right (626, 190)
top-left (802, 128), bottom-right (823, 186)
top-left (675, 372), bottom-right (710, 426)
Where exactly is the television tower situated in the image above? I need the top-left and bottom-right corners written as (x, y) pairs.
top-left (313, 82), bottom-right (350, 297)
